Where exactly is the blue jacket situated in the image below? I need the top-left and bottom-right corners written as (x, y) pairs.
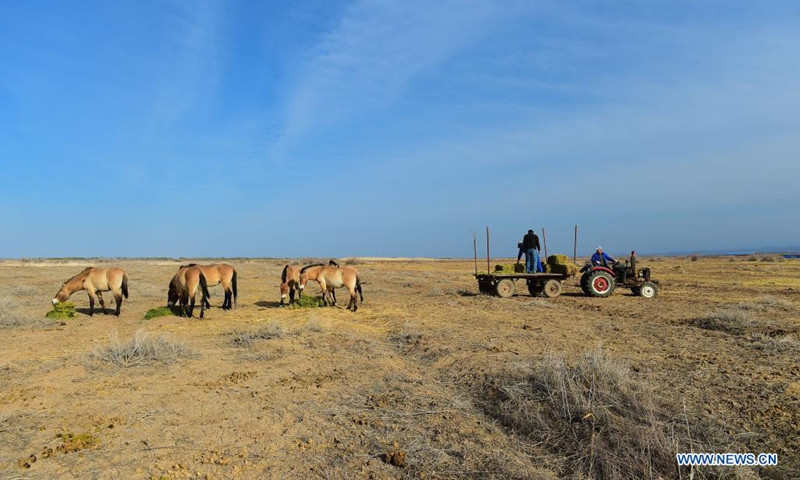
top-left (591, 251), bottom-right (615, 266)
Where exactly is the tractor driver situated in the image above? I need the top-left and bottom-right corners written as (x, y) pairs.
top-left (591, 247), bottom-right (615, 267)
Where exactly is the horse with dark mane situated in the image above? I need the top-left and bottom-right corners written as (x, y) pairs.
top-left (167, 265), bottom-right (212, 318)
top-left (53, 267), bottom-right (129, 316)
top-left (300, 262), bottom-right (363, 311)
top-left (179, 263), bottom-right (238, 310)
top-left (280, 265), bottom-right (303, 306)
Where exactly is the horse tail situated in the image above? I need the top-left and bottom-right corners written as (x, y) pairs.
top-left (199, 272), bottom-right (211, 300)
top-left (281, 265), bottom-right (288, 283)
top-left (122, 274), bottom-right (129, 299)
top-left (232, 270), bottom-right (238, 306)
top-left (356, 274), bottom-right (364, 302)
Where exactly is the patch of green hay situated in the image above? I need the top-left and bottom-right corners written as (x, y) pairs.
top-left (46, 302), bottom-right (76, 319)
top-left (143, 306), bottom-right (184, 320)
top-left (546, 254), bottom-right (569, 265)
top-left (289, 295), bottom-right (326, 309)
top-left (494, 263), bottom-right (524, 274)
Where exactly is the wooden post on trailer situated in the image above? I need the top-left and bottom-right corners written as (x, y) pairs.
top-left (473, 234), bottom-right (478, 276)
top-left (486, 226), bottom-right (491, 277)
top-left (573, 225), bottom-right (578, 266)
top-left (541, 228), bottom-right (548, 259)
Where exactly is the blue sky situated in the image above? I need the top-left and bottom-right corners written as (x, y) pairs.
top-left (1, 0), bottom-right (799, 258)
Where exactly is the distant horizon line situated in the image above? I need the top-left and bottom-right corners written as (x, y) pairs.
top-left (2, 249), bottom-right (799, 262)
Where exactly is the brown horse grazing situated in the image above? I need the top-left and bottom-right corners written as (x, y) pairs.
top-left (280, 265), bottom-right (303, 306)
top-left (53, 267), bottom-right (129, 316)
top-left (181, 263), bottom-right (238, 310)
top-left (167, 265), bottom-right (211, 318)
top-left (300, 263), bottom-right (363, 311)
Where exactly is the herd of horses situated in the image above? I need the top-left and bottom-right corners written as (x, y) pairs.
top-left (51, 261), bottom-right (363, 318)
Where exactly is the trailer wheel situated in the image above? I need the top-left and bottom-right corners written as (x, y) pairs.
top-left (586, 271), bottom-right (614, 297)
top-left (639, 281), bottom-right (658, 298)
top-left (543, 280), bottom-right (562, 298)
top-left (496, 279), bottom-right (515, 298)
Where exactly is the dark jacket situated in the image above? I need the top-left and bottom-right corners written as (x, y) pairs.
top-left (522, 232), bottom-right (540, 251)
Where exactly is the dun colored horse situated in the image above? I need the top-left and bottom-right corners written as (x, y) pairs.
top-left (53, 267), bottom-right (129, 316)
top-left (300, 263), bottom-right (363, 311)
top-left (167, 265), bottom-right (212, 318)
top-left (182, 263), bottom-right (238, 310)
top-left (280, 265), bottom-right (303, 306)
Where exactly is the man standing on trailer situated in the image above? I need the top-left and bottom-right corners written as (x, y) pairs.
top-left (521, 229), bottom-right (541, 274)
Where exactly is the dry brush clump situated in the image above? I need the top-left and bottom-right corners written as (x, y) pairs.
top-left (228, 321), bottom-right (285, 347)
top-left (693, 308), bottom-right (755, 334)
top-left (91, 330), bottom-right (192, 367)
top-left (472, 350), bottom-right (747, 480)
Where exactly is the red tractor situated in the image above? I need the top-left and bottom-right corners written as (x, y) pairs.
top-left (580, 251), bottom-right (659, 298)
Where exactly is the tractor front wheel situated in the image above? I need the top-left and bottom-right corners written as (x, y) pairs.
top-left (586, 271), bottom-right (614, 297)
top-left (639, 281), bottom-right (658, 298)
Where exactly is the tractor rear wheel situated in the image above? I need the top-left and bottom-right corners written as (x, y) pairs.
top-left (586, 271), bottom-right (614, 297)
top-left (496, 279), bottom-right (515, 298)
top-left (543, 279), bottom-right (562, 298)
top-left (639, 281), bottom-right (658, 298)
top-left (580, 273), bottom-right (592, 295)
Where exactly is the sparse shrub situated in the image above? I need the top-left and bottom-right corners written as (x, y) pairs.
top-left (691, 255), bottom-right (699, 261)
top-left (92, 330), bottom-right (192, 367)
top-left (303, 316), bottom-right (325, 333)
top-left (229, 321), bottom-right (284, 347)
top-left (738, 296), bottom-right (793, 312)
top-left (476, 350), bottom-right (688, 479)
top-left (693, 308), bottom-right (755, 334)
top-left (344, 257), bottom-right (363, 265)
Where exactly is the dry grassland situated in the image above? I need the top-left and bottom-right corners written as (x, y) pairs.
top-left (0, 257), bottom-right (798, 479)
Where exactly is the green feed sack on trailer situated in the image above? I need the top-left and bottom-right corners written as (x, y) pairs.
top-left (290, 296), bottom-right (326, 309)
top-left (143, 306), bottom-right (184, 319)
top-left (46, 302), bottom-right (76, 319)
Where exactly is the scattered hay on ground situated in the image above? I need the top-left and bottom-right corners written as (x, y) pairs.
top-left (45, 302), bottom-right (76, 319)
top-left (91, 330), bottom-right (192, 367)
top-left (289, 295), bottom-right (325, 308)
top-left (143, 306), bottom-right (184, 319)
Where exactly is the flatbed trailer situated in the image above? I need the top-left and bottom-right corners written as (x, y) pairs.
top-left (475, 272), bottom-right (571, 298)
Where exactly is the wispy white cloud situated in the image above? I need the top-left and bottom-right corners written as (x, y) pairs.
top-left (270, 0), bottom-right (534, 162)
top-left (150, 0), bottom-right (223, 127)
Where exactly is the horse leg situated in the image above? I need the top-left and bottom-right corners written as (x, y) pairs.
top-left (113, 292), bottom-right (123, 316)
top-left (331, 287), bottom-right (337, 306)
top-left (87, 290), bottom-right (98, 316)
top-left (188, 292), bottom-right (196, 318)
top-left (318, 280), bottom-right (329, 306)
top-left (200, 293), bottom-right (206, 319)
top-left (347, 285), bottom-right (358, 311)
top-left (97, 291), bottom-right (107, 314)
top-left (289, 286), bottom-right (296, 305)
